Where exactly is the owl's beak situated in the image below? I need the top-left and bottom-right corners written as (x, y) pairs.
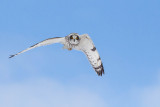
top-left (74, 39), bottom-right (75, 42)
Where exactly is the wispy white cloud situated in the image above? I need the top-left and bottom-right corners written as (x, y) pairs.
top-left (141, 86), bottom-right (160, 107)
top-left (0, 78), bottom-right (107, 107)
top-left (140, 70), bottom-right (160, 107)
top-left (131, 70), bottom-right (160, 107)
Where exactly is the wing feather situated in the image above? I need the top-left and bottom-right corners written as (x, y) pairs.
top-left (79, 34), bottom-right (104, 76)
top-left (9, 37), bottom-right (65, 58)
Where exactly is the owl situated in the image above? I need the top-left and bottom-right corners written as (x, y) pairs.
top-left (10, 33), bottom-right (104, 76)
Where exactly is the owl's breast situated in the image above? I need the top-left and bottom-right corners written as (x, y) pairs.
top-left (71, 45), bottom-right (80, 51)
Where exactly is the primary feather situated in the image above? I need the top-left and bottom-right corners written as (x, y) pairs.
top-left (78, 34), bottom-right (104, 76)
top-left (9, 37), bottom-right (65, 58)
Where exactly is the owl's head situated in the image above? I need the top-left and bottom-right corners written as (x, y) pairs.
top-left (68, 33), bottom-right (80, 45)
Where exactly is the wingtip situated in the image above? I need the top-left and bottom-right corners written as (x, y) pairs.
top-left (95, 63), bottom-right (105, 76)
top-left (97, 69), bottom-right (105, 76)
top-left (9, 55), bottom-right (15, 58)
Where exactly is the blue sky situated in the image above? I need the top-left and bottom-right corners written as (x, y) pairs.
top-left (0, 0), bottom-right (160, 107)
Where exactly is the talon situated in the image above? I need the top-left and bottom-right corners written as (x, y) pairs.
top-left (68, 48), bottom-right (72, 51)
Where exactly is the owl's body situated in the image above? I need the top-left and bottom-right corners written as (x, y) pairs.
top-left (10, 33), bottom-right (104, 76)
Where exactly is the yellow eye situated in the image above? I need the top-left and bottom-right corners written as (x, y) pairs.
top-left (76, 36), bottom-right (79, 40)
top-left (70, 36), bottom-right (73, 39)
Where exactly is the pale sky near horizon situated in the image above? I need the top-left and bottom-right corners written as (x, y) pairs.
top-left (0, 0), bottom-right (160, 107)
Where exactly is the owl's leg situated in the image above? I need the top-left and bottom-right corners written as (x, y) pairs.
top-left (68, 48), bottom-right (72, 51)
top-left (62, 46), bottom-right (72, 51)
top-left (62, 46), bottom-right (68, 49)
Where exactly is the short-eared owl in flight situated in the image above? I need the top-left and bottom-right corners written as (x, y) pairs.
top-left (10, 33), bottom-right (104, 76)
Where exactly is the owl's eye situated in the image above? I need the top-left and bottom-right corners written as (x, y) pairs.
top-left (70, 36), bottom-right (73, 39)
top-left (76, 36), bottom-right (79, 40)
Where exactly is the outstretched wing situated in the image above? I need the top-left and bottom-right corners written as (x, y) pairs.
top-left (79, 34), bottom-right (104, 76)
top-left (9, 37), bottom-right (65, 58)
